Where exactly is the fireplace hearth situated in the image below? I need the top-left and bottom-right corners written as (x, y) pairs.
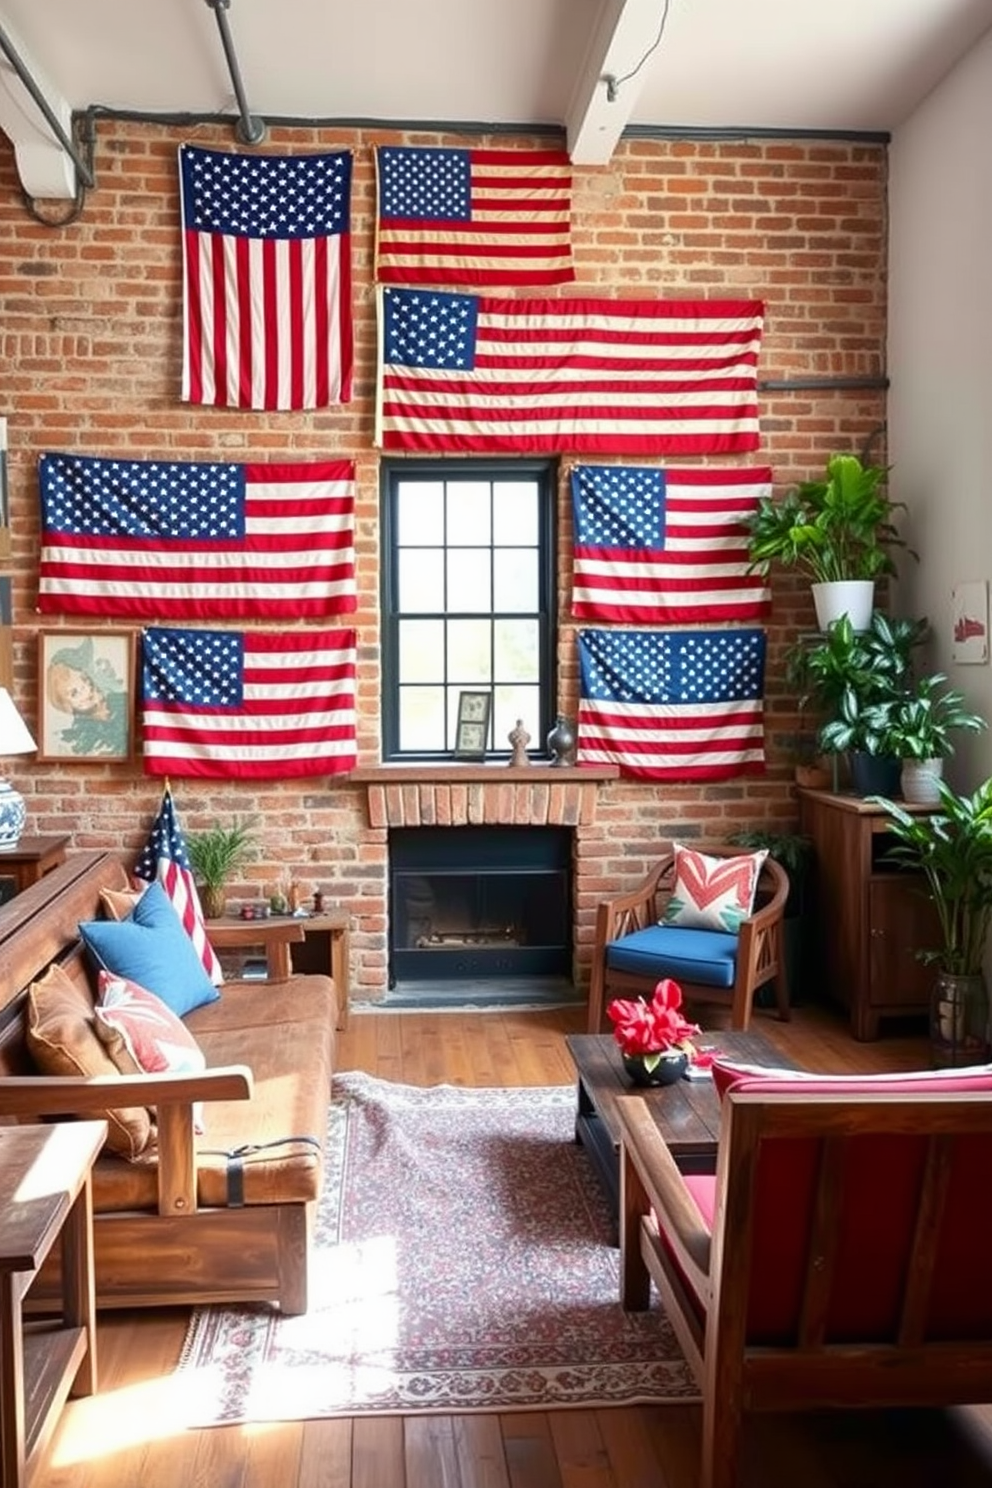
top-left (388, 826), bottom-right (572, 986)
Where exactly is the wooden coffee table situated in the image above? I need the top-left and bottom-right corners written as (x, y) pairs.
top-left (566, 1030), bottom-right (792, 1221)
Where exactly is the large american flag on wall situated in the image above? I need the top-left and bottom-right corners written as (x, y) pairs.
top-left (577, 627), bottom-right (766, 781)
top-left (141, 626), bottom-right (357, 780)
top-left (38, 453), bottom-right (356, 620)
top-left (375, 288), bottom-right (764, 454)
top-left (571, 465), bottom-right (772, 624)
top-left (179, 144), bottom-right (352, 411)
top-left (375, 145), bottom-right (574, 286)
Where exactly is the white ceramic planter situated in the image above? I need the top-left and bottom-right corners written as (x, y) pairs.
top-left (900, 758), bottom-right (944, 806)
top-left (811, 579), bottom-right (874, 633)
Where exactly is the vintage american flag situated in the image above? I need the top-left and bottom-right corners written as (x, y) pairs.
top-left (38, 453), bottom-right (356, 621)
top-left (375, 145), bottom-right (574, 286)
top-left (141, 626), bottom-right (357, 780)
top-left (179, 144), bottom-right (352, 411)
top-left (571, 465), bottom-right (772, 624)
top-left (577, 627), bottom-right (766, 781)
top-left (134, 784), bottom-right (223, 985)
top-left (375, 288), bottom-right (764, 454)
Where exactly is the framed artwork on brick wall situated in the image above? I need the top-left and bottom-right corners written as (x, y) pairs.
top-left (37, 630), bottom-right (136, 762)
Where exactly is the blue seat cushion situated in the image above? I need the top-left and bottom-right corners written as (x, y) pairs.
top-left (605, 924), bottom-right (738, 988)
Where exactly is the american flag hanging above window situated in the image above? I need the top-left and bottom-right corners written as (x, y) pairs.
top-left (375, 145), bottom-right (574, 287)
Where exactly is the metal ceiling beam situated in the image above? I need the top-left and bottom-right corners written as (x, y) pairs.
top-left (565, 0), bottom-right (669, 165)
top-left (0, 17), bottom-right (91, 198)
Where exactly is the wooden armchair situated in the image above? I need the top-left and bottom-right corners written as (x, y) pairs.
top-left (617, 1067), bottom-right (992, 1488)
top-left (586, 844), bottom-right (789, 1033)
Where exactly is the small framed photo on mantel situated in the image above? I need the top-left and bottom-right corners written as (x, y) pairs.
top-left (454, 690), bottom-right (492, 759)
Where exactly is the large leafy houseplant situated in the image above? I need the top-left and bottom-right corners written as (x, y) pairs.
top-left (870, 779), bottom-right (992, 976)
top-left (788, 611), bottom-right (926, 760)
top-left (745, 453), bottom-right (908, 583)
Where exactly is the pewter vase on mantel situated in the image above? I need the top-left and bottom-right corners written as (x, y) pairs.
top-left (546, 713), bottom-right (577, 766)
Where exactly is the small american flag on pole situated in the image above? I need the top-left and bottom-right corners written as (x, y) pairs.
top-left (375, 145), bottom-right (574, 286)
top-left (577, 627), bottom-right (766, 781)
top-left (38, 453), bottom-right (355, 621)
top-left (375, 288), bottom-right (764, 455)
top-left (179, 144), bottom-right (352, 411)
top-left (134, 784), bottom-right (223, 986)
top-left (141, 626), bottom-right (357, 781)
top-left (571, 465), bottom-right (772, 624)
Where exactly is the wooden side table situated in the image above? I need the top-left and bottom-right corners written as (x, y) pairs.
top-left (209, 909), bottom-right (351, 1030)
top-left (0, 1120), bottom-right (105, 1488)
top-left (0, 835), bottom-right (71, 896)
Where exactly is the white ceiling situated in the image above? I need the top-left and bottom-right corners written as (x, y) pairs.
top-left (0, 0), bottom-right (990, 191)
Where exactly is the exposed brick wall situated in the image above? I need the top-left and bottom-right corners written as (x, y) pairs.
top-left (0, 121), bottom-right (888, 998)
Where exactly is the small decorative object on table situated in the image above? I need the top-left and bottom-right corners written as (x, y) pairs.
top-left (508, 718), bottom-right (531, 767)
top-left (607, 979), bottom-right (712, 1087)
top-left (546, 712), bottom-right (577, 766)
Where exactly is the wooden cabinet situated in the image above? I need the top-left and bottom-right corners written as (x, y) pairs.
top-left (798, 789), bottom-right (939, 1040)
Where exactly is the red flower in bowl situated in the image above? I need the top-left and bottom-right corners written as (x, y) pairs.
top-left (607, 979), bottom-right (703, 1074)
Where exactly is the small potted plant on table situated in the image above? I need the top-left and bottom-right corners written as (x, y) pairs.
top-left (186, 819), bottom-right (258, 919)
top-left (607, 979), bottom-right (710, 1086)
top-left (884, 674), bottom-right (987, 805)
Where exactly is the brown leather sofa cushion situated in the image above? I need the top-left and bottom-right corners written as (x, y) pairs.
top-left (25, 963), bottom-right (153, 1159)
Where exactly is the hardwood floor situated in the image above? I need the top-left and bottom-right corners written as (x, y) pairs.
top-left (36, 998), bottom-right (992, 1488)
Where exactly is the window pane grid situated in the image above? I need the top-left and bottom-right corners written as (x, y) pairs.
top-left (383, 462), bottom-right (553, 760)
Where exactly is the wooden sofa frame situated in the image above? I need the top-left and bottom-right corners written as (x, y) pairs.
top-left (0, 851), bottom-right (333, 1315)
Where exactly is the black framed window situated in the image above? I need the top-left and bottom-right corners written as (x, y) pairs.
top-left (381, 459), bottom-right (556, 760)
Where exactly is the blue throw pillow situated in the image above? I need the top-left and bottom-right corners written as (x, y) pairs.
top-left (79, 880), bottom-right (220, 1018)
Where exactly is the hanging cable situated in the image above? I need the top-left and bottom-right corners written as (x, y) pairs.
top-left (604, 0), bottom-right (672, 103)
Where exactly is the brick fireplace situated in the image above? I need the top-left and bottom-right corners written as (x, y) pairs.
top-left (358, 765), bottom-right (617, 1001)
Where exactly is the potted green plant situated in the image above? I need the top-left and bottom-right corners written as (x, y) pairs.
top-left (884, 675), bottom-right (987, 805)
top-left (870, 778), bottom-right (992, 1065)
top-left (788, 611), bottom-right (926, 795)
top-left (186, 819), bottom-right (258, 918)
top-left (745, 452), bottom-right (910, 630)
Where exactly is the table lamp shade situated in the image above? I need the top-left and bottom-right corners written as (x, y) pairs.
top-left (0, 687), bottom-right (37, 851)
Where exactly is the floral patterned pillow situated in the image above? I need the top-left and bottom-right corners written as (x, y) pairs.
top-left (662, 843), bottom-right (767, 933)
top-left (93, 971), bottom-right (206, 1132)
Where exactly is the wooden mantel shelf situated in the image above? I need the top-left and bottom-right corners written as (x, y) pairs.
top-left (350, 763), bottom-right (619, 784)
top-left (353, 763), bottom-right (618, 829)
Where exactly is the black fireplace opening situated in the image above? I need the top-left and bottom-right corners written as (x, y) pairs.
top-left (388, 826), bottom-right (572, 986)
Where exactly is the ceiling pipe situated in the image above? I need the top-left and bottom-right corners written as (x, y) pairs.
top-left (0, 18), bottom-right (94, 188)
top-left (203, 0), bottom-right (266, 146)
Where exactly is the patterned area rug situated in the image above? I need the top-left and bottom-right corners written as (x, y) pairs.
top-left (177, 1071), bottom-right (698, 1422)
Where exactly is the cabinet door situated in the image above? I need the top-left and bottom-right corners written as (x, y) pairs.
top-left (868, 876), bottom-right (939, 1009)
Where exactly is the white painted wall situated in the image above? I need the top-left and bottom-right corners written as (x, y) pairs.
top-left (889, 24), bottom-right (992, 790)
